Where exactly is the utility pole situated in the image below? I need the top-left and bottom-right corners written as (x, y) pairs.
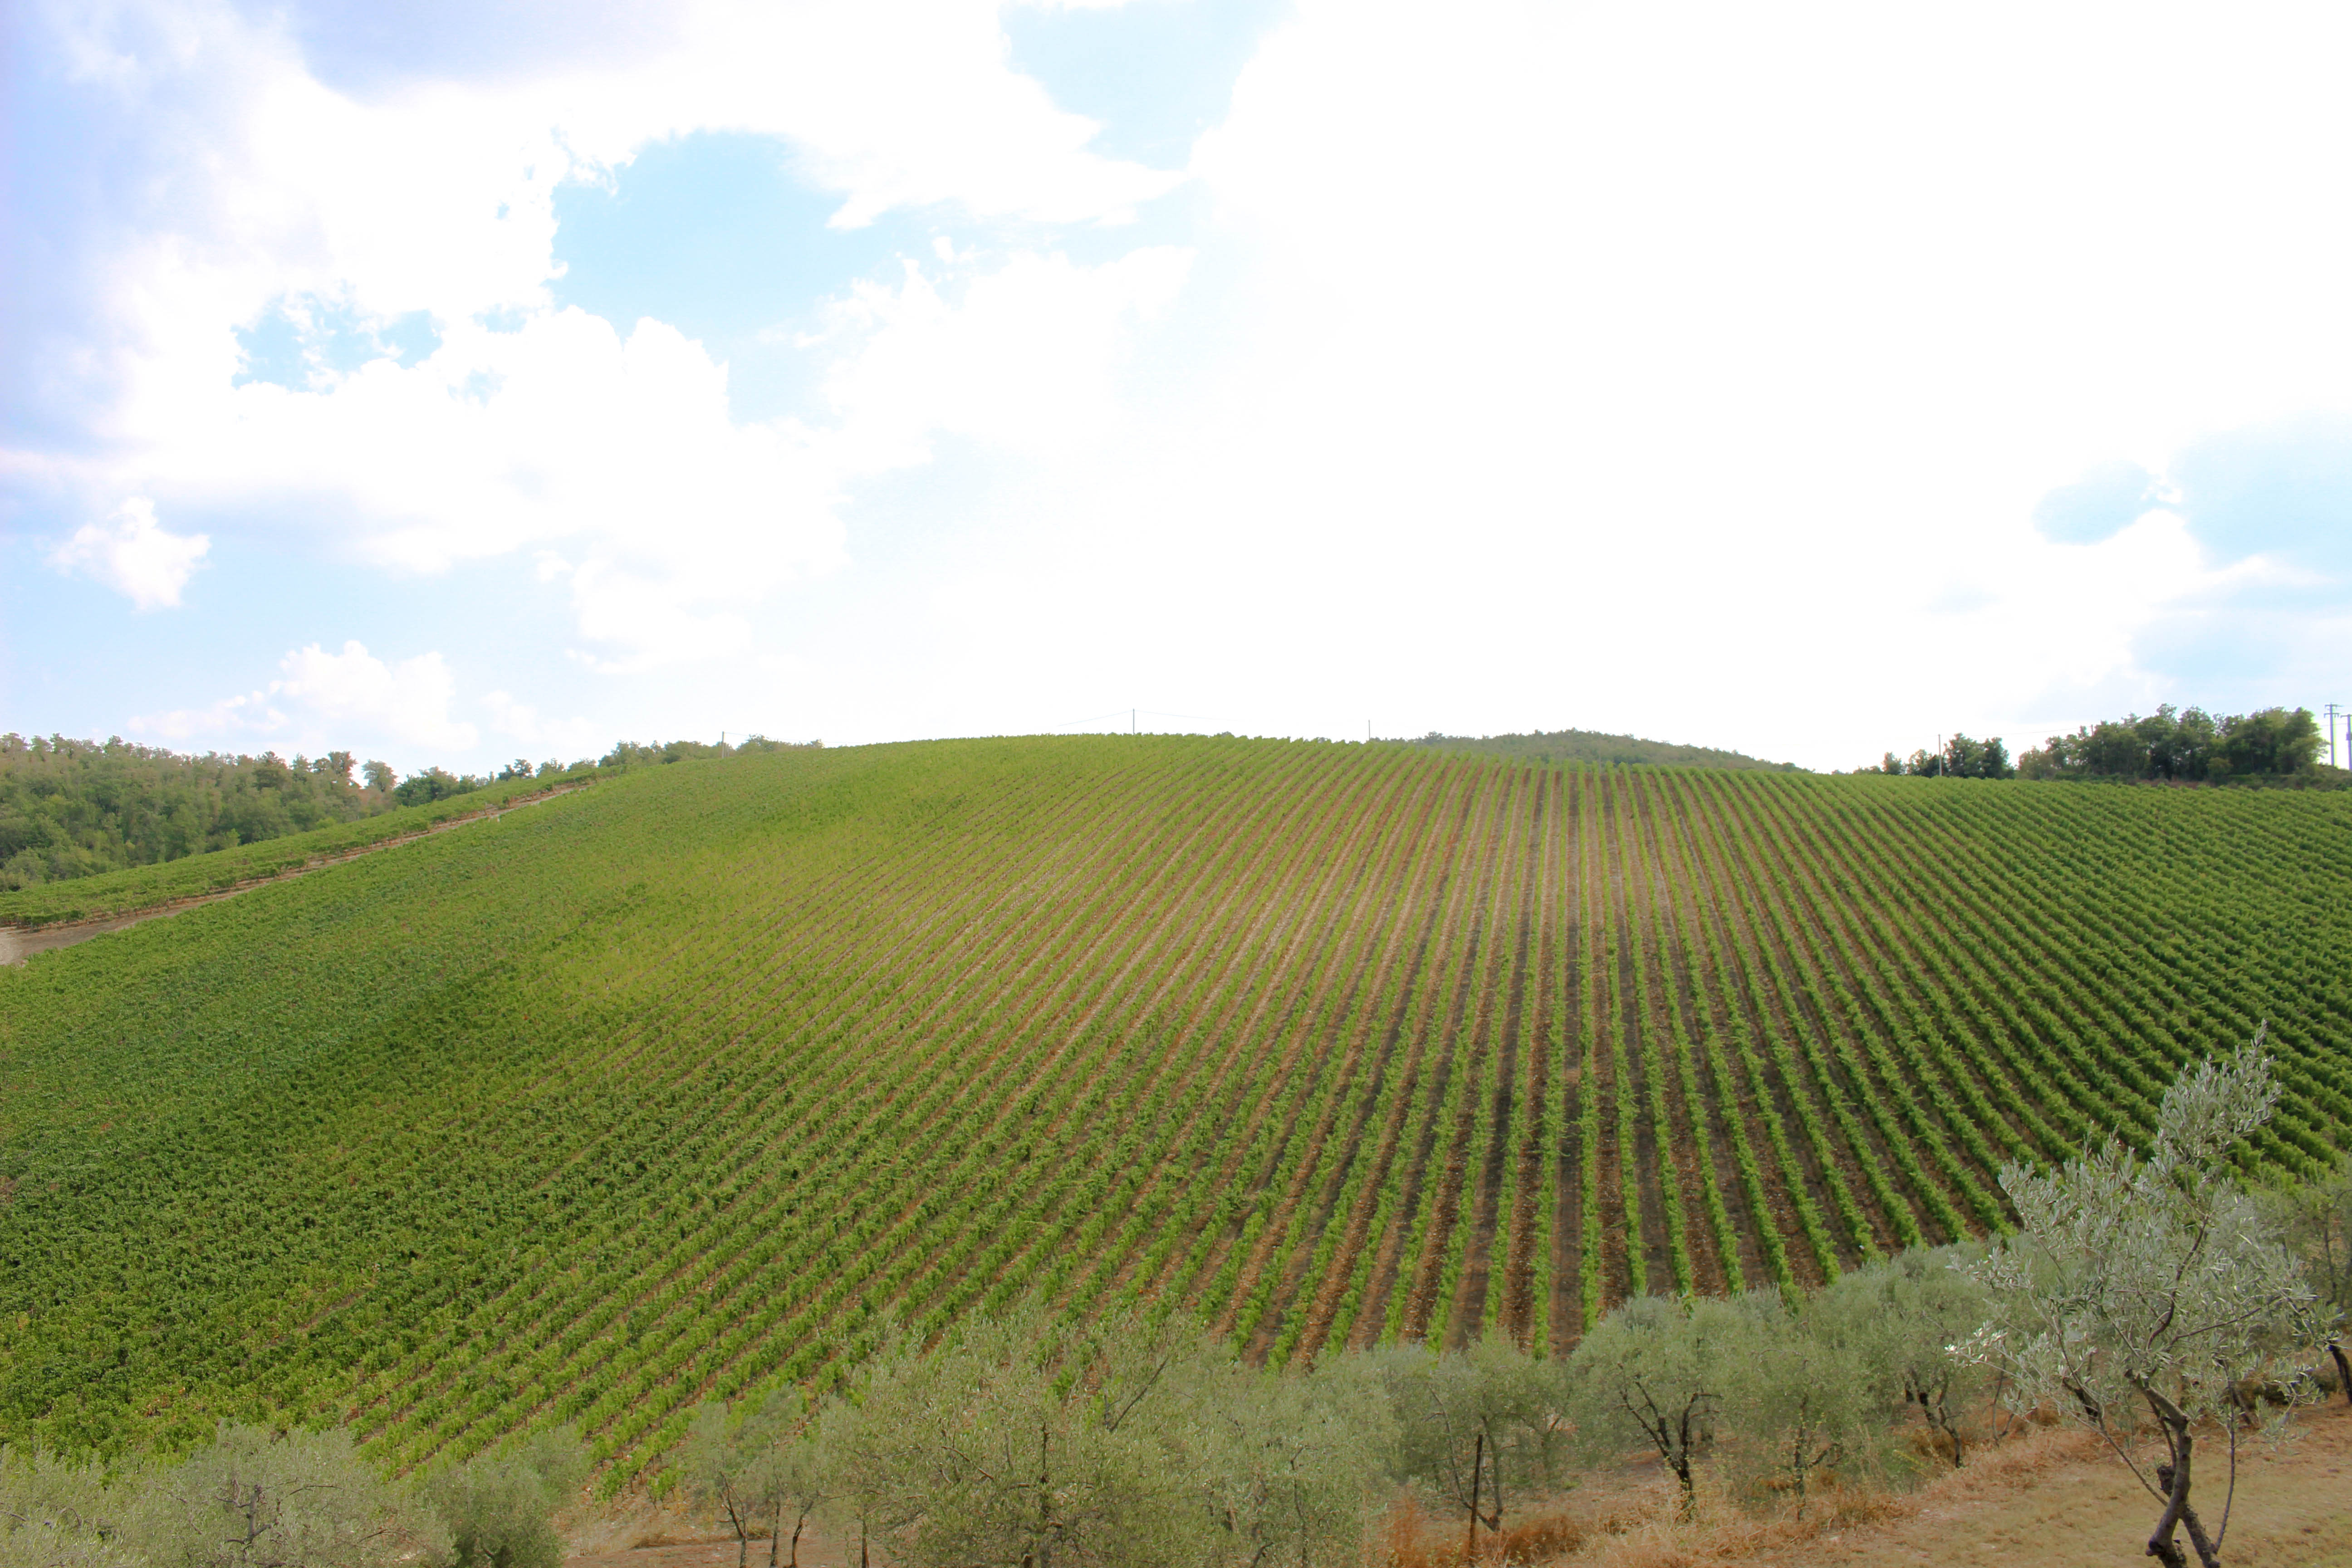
top-left (2328, 703), bottom-right (2343, 770)
top-left (1132, 708), bottom-right (1136, 734)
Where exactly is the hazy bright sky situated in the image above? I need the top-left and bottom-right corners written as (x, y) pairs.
top-left (7, 0), bottom-right (2352, 774)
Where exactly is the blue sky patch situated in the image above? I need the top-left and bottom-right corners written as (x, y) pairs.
top-left (1003, 0), bottom-right (1293, 169)
top-left (232, 299), bottom-right (440, 390)
top-left (2032, 460), bottom-right (2156, 545)
top-left (550, 132), bottom-right (926, 421)
top-left (2169, 415), bottom-right (2352, 576)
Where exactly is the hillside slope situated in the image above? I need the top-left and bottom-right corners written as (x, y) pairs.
top-left (0, 736), bottom-right (2346, 1484)
top-left (1399, 728), bottom-right (1800, 771)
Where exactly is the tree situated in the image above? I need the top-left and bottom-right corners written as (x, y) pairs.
top-left (837, 1306), bottom-right (1204, 1568)
top-left (0, 1445), bottom-right (140, 1568)
top-left (2216, 707), bottom-right (2323, 777)
top-left (424, 1427), bottom-right (587, 1568)
top-left (1566, 1295), bottom-right (1742, 1513)
top-left (2016, 704), bottom-right (2324, 783)
top-left (1372, 1337), bottom-right (1567, 1555)
top-left (1176, 1355), bottom-right (1392, 1568)
top-left (127, 1424), bottom-right (442, 1568)
top-left (2257, 1155), bottom-right (2352, 1404)
top-left (1715, 1291), bottom-right (1882, 1514)
top-left (1956, 1029), bottom-right (2327, 1568)
top-left (1807, 1247), bottom-right (1991, 1468)
top-left (685, 1392), bottom-right (821, 1568)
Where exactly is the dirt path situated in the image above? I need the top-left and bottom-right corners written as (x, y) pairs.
top-left (0, 782), bottom-right (591, 966)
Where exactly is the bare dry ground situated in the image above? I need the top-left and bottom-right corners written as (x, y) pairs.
top-left (1549, 1400), bottom-right (2352, 1568)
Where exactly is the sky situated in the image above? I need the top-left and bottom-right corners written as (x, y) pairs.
top-left (6, 0), bottom-right (2352, 776)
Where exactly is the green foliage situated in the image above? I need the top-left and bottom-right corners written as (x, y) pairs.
top-left (390, 769), bottom-right (492, 808)
top-left (683, 1392), bottom-right (826, 1568)
top-left (1398, 728), bottom-right (1799, 771)
top-left (834, 1305), bottom-right (1209, 1568)
top-left (126, 1424), bottom-right (441, 1568)
top-left (0, 736), bottom-right (2345, 1479)
top-left (1369, 1337), bottom-right (1567, 1543)
top-left (1805, 1247), bottom-right (1991, 1468)
top-left (2257, 1155), bottom-right (2352, 1400)
top-left (1173, 1354), bottom-right (1395, 1568)
top-left (1877, 733), bottom-right (2013, 778)
top-left (0, 767), bottom-right (580, 926)
top-left (424, 1428), bottom-right (587, 1568)
top-left (0, 1446), bottom-right (137, 1568)
top-left (1563, 1294), bottom-right (1741, 1508)
top-left (1959, 1031), bottom-right (2328, 1568)
top-left (0, 735), bottom-right (401, 890)
top-left (2015, 703), bottom-right (2328, 783)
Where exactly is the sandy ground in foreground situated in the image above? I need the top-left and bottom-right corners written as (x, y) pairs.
top-left (561, 1401), bottom-right (2352, 1568)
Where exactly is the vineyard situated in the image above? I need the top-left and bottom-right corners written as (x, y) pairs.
top-left (0, 736), bottom-right (2346, 1485)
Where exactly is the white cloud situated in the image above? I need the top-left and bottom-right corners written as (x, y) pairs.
top-left (9, 0), bottom-right (1197, 675)
top-left (50, 498), bottom-right (211, 608)
top-left (274, 641), bottom-right (477, 750)
top-left (132, 641), bottom-right (476, 755)
top-left (24, 0), bottom-right (2352, 769)
top-left (817, 247), bottom-right (1194, 466)
top-left (482, 691), bottom-right (603, 756)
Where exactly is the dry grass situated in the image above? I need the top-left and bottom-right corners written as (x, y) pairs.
top-left (1370, 1400), bottom-right (2352, 1568)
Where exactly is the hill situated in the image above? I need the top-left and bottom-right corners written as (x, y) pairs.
top-left (1399, 728), bottom-right (1801, 771)
top-left (0, 736), bottom-right (2346, 1486)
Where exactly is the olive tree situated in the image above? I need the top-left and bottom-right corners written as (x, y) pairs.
top-left (835, 1305), bottom-right (1205, 1568)
top-left (424, 1427), bottom-right (588, 1568)
top-left (1372, 1336), bottom-right (1568, 1555)
top-left (1176, 1354), bottom-right (1392, 1568)
top-left (2258, 1154), bottom-right (2352, 1403)
top-left (0, 1447), bottom-right (139, 1568)
top-left (1956, 1029), bottom-right (2326, 1568)
top-left (1808, 1247), bottom-right (1991, 1468)
top-left (1716, 1290), bottom-right (1884, 1514)
top-left (127, 1425), bottom-right (442, 1568)
top-left (684, 1391), bottom-right (827, 1568)
top-left (1565, 1295), bottom-right (1744, 1513)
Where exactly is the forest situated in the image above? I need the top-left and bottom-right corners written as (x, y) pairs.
top-left (0, 734), bottom-right (394, 888)
top-left (1872, 704), bottom-right (2336, 784)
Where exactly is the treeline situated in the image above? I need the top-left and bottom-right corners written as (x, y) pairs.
top-left (1869, 704), bottom-right (2335, 785)
top-left (1402, 728), bottom-right (1800, 772)
top-left (0, 1423), bottom-right (585, 1568)
top-left (1872, 735), bottom-right (2013, 778)
top-left (0, 732), bottom-right (820, 892)
top-left (686, 1253), bottom-right (2002, 1568)
top-left (2019, 703), bottom-right (2327, 782)
top-left (0, 735), bottom-right (405, 891)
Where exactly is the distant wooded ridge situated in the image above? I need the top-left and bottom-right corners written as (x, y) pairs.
top-left (0, 732), bottom-right (817, 891)
top-left (1395, 727), bottom-right (1801, 772)
top-left (1868, 704), bottom-right (2343, 786)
